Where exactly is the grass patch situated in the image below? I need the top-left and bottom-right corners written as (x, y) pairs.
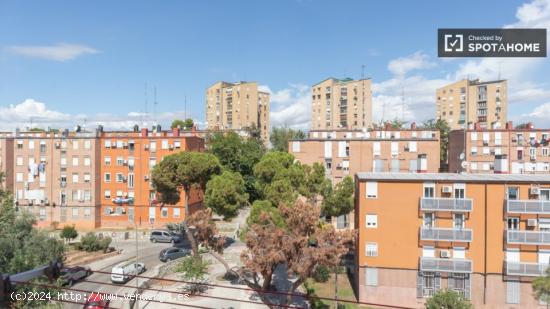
top-left (305, 274), bottom-right (372, 309)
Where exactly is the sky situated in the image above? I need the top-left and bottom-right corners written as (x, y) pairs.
top-left (0, 0), bottom-right (549, 131)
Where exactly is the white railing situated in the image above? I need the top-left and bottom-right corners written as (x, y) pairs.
top-left (506, 262), bottom-right (549, 276)
top-left (421, 198), bottom-right (473, 212)
top-left (420, 257), bottom-right (472, 273)
top-left (420, 227), bottom-right (473, 242)
top-left (507, 230), bottom-right (550, 245)
top-left (507, 199), bottom-right (550, 214)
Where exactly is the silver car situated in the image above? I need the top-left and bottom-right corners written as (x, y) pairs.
top-left (159, 247), bottom-right (190, 262)
top-left (149, 230), bottom-right (182, 243)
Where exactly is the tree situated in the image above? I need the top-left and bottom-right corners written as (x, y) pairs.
top-left (389, 118), bottom-right (407, 129)
top-left (322, 176), bottom-right (354, 217)
top-left (59, 225), bottom-right (78, 244)
top-left (152, 152), bottom-right (222, 255)
top-left (270, 127), bottom-right (306, 152)
top-left (205, 171), bottom-right (249, 220)
top-left (425, 289), bottom-right (472, 309)
top-left (533, 268), bottom-right (550, 306)
top-left (175, 256), bottom-right (210, 294)
top-left (516, 122), bottom-right (532, 129)
top-left (171, 118), bottom-right (194, 130)
top-left (241, 200), bottom-right (355, 305)
top-left (422, 119), bottom-right (451, 165)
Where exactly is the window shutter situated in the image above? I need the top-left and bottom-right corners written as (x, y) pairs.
top-left (435, 273), bottom-right (441, 291)
top-left (465, 275), bottom-right (471, 300)
top-left (416, 272), bottom-right (423, 298)
top-left (507, 280), bottom-right (520, 304)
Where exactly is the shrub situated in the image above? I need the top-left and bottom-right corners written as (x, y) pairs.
top-left (313, 265), bottom-right (330, 283)
top-left (75, 232), bottom-right (112, 252)
top-left (175, 256), bottom-right (209, 295)
top-left (60, 225), bottom-right (78, 243)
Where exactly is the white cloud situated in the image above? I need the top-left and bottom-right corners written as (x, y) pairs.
top-left (387, 51), bottom-right (436, 77)
top-left (0, 99), bottom-right (197, 131)
top-left (7, 43), bottom-right (99, 61)
top-left (262, 84), bottom-right (311, 130)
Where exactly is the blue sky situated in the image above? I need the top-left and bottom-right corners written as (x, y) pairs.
top-left (0, 0), bottom-right (549, 130)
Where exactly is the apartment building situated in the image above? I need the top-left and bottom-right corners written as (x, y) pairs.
top-left (436, 79), bottom-right (507, 130)
top-left (11, 129), bottom-right (101, 230)
top-left (205, 81), bottom-right (270, 143)
top-left (99, 126), bottom-right (205, 229)
top-left (448, 122), bottom-right (550, 174)
top-left (355, 173), bottom-right (550, 308)
top-left (0, 132), bottom-right (14, 190)
top-left (311, 77), bottom-right (372, 130)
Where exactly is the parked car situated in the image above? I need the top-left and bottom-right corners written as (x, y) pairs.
top-left (110, 261), bottom-right (146, 283)
top-left (159, 247), bottom-right (190, 262)
top-left (60, 266), bottom-right (91, 286)
top-left (149, 230), bottom-right (182, 243)
top-left (83, 292), bottom-right (110, 309)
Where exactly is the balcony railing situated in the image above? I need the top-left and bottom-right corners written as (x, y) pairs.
top-left (507, 230), bottom-right (550, 245)
top-left (420, 257), bottom-right (472, 273)
top-left (420, 198), bottom-right (473, 212)
top-left (507, 199), bottom-right (550, 214)
top-left (420, 227), bottom-right (473, 242)
top-left (506, 262), bottom-right (549, 276)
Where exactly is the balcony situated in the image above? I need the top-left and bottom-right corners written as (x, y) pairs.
top-left (507, 199), bottom-right (550, 214)
top-left (507, 230), bottom-right (550, 245)
top-left (420, 257), bottom-right (472, 273)
top-left (506, 262), bottom-right (549, 276)
top-left (420, 198), bottom-right (473, 212)
top-left (420, 227), bottom-right (473, 242)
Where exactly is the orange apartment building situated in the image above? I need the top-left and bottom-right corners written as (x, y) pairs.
top-left (289, 124), bottom-right (440, 229)
top-left (0, 132), bottom-right (14, 190)
top-left (449, 122), bottom-right (550, 174)
top-left (10, 129), bottom-right (101, 230)
top-left (355, 172), bottom-right (550, 308)
top-left (99, 126), bottom-right (205, 229)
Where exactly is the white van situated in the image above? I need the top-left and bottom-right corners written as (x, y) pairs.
top-left (110, 261), bottom-right (146, 283)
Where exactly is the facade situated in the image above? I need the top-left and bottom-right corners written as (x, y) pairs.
top-left (311, 77), bottom-right (372, 130)
top-left (448, 122), bottom-right (550, 174)
top-left (0, 132), bottom-right (14, 191)
top-left (99, 127), bottom-right (205, 229)
top-left (355, 173), bottom-right (550, 308)
top-left (11, 129), bottom-right (101, 230)
top-left (436, 79), bottom-right (507, 130)
top-left (205, 81), bottom-right (270, 143)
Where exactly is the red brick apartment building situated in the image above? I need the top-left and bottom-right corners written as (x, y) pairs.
top-left (355, 172), bottom-right (550, 308)
top-left (449, 122), bottom-right (550, 174)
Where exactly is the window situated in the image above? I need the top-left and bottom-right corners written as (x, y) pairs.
top-left (84, 208), bottom-right (91, 218)
top-left (366, 243), bottom-right (378, 257)
top-left (336, 214), bottom-right (349, 229)
top-left (507, 217), bottom-right (519, 230)
top-left (161, 208), bottom-right (168, 218)
top-left (373, 142), bottom-right (381, 156)
top-left (72, 208), bottom-right (79, 218)
top-left (482, 147), bottom-right (490, 155)
top-left (506, 280), bottom-right (520, 304)
top-left (83, 190), bottom-right (91, 201)
top-left (173, 208), bottom-right (180, 218)
top-left (530, 147), bottom-right (537, 160)
top-left (423, 213), bottom-right (435, 228)
top-left (454, 184), bottom-right (465, 199)
top-left (161, 140), bottom-right (169, 150)
top-left (105, 140), bottom-right (111, 148)
top-left (366, 182), bottom-right (377, 198)
top-left (366, 214), bottom-right (378, 228)
top-left (72, 156), bottom-right (79, 166)
top-left (470, 132), bottom-right (477, 141)
top-left (543, 148), bottom-right (549, 157)
top-left (17, 140), bottom-right (23, 149)
top-left (365, 268), bottom-right (378, 286)
top-left (149, 158), bottom-right (156, 168)
top-left (60, 157), bottom-right (67, 166)
top-left (84, 157), bottom-right (91, 166)
top-left (422, 246), bottom-right (435, 257)
top-left (116, 173), bottom-right (124, 183)
top-left (16, 156), bottom-right (23, 166)
top-left (150, 141), bottom-right (157, 152)
top-left (418, 272), bottom-right (440, 298)
top-left (391, 142), bottom-right (398, 156)
top-left (104, 190), bottom-right (111, 199)
top-left (453, 247), bottom-right (466, 259)
top-left (28, 140), bottom-right (35, 149)
top-left (449, 273), bottom-right (470, 299)
top-left (116, 156), bottom-right (124, 166)
top-left (507, 187), bottom-right (519, 200)
top-left (104, 173), bottom-right (111, 183)
top-left (338, 141), bottom-right (348, 157)
top-left (39, 208), bottom-right (46, 221)
top-left (174, 140), bottom-right (181, 148)
top-left (84, 140), bottom-right (91, 149)
top-left (116, 190), bottom-right (123, 197)
top-left (454, 213), bottom-right (465, 228)
top-left (72, 141), bottom-right (79, 150)
top-left (72, 173), bottom-right (79, 183)
top-left (72, 190), bottom-right (79, 201)
top-left (408, 141), bottom-right (417, 152)
top-left (423, 183), bottom-right (435, 198)
top-left (83, 173), bottom-right (91, 183)
top-left (470, 147), bottom-right (477, 155)
top-left (292, 141), bottom-right (300, 152)
top-left (128, 173), bottom-right (134, 189)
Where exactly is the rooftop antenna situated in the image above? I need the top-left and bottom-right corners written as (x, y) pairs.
top-left (153, 86), bottom-right (158, 126)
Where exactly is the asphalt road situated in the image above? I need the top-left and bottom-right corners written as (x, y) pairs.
top-left (61, 240), bottom-right (186, 309)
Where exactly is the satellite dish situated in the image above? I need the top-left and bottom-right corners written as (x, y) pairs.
top-left (461, 161), bottom-right (469, 169)
top-left (459, 153), bottom-right (465, 160)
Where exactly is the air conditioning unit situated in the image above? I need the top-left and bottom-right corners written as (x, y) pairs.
top-left (440, 250), bottom-right (451, 258)
top-left (144, 175), bottom-right (149, 181)
top-left (123, 160), bottom-right (128, 165)
top-left (442, 186), bottom-right (453, 193)
top-left (144, 144), bottom-right (150, 150)
top-left (528, 219), bottom-right (538, 227)
top-left (169, 145), bottom-right (174, 150)
top-left (123, 142), bottom-right (128, 147)
top-left (55, 142), bottom-right (61, 149)
top-left (531, 187), bottom-right (541, 195)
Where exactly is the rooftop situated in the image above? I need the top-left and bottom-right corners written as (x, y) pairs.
top-left (356, 172), bottom-right (550, 183)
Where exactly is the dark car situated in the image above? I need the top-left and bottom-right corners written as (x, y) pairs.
top-left (149, 230), bottom-right (182, 243)
top-left (83, 292), bottom-right (110, 309)
top-left (159, 247), bottom-right (190, 262)
top-left (60, 266), bottom-right (91, 286)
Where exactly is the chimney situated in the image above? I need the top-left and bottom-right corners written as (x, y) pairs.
top-left (528, 122), bottom-right (534, 130)
top-left (505, 121), bottom-right (513, 130)
top-left (417, 154), bottom-right (428, 173)
top-left (385, 122), bottom-right (392, 130)
top-left (140, 128), bottom-right (148, 137)
top-left (133, 125), bottom-right (139, 132)
top-left (172, 127), bottom-right (180, 136)
top-left (474, 122), bottom-right (481, 131)
top-left (410, 122), bottom-right (417, 130)
top-left (494, 154), bottom-right (509, 174)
